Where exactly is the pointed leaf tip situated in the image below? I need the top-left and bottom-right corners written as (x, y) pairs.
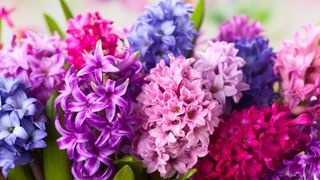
top-left (59, 0), bottom-right (74, 20)
top-left (43, 13), bottom-right (66, 38)
top-left (113, 165), bottom-right (135, 180)
top-left (191, 0), bottom-right (205, 31)
top-left (177, 168), bottom-right (197, 180)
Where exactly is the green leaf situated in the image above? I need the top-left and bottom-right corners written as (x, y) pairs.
top-left (177, 169), bottom-right (197, 180)
top-left (43, 14), bottom-right (66, 38)
top-left (8, 165), bottom-right (34, 180)
top-left (190, 0), bottom-right (205, 31)
top-left (43, 92), bottom-right (72, 180)
top-left (113, 165), bottom-right (135, 180)
top-left (113, 156), bottom-right (145, 180)
top-left (59, 0), bottom-right (74, 20)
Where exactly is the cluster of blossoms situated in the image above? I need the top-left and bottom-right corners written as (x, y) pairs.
top-left (0, 32), bottom-right (66, 103)
top-left (55, 41), bottom-right (143, 179)
top-left (235, 37), bottom-right (278, 108)
top-left (0, 78), bottom-right (47, 177)
top-left (214, 15), bottom-right (263, 43)
top-left (66, 12), bottom-right (119, 69)
top-left (132, 55), bottom-right (222, 178)
top-left (194, 41), bottom-right (249, 105)
top-left (194, 103), bottom-right (312, 179)
top-left (274, 24), bottom-right (320, 111)
top-left (268, 125), bottom-right (320, 179)
top-left (127, 0), bottom-right (197, 72)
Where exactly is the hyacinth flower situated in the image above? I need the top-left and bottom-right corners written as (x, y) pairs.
top-left (193, 41), bottom-right (249, 105)
top-left (66, 12), bottom-right (119, 69)
top-left (214, 15), bottom-right (263, 43)
top-left (132, 55), bottom-right (222, 178)
top-left (0, 77), bottom-right (47, 177)
top-left (234, 37), bottom-right (278, 108)
top-left (127, 0), bottom-right (197, 72)
top-left (194, 103), bottom-right (312, 179)
top-left (274, 24), bottom-right (320, 114)
top-left (55, 41), bottom-right (143, 179)
top-left (0, 32), bottom-right (66, 103)
top-left (267, 125), bottom-right (320, 179)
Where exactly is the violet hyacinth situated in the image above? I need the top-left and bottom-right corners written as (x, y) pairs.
top-left (268, 125), bottom-right (320, 179)
top-left (0, 77), bottom-right (47, 177)
top-left (127, 0), bottom-right (197, 72)
top-left (214, 15), bottom-right (263, 43)
top-left (234, 37), bottom-right (278, 108)
top-left (132, 55), bottom-right (222, 178)
top-left (55, 41), bottom-right (143, 179)
top-left (0, 32), bottom-right (66, 103)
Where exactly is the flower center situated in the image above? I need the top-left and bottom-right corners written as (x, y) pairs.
top-left (210, 86), bottom-right (218, 94)
top-left (8, 127), bottom-right (14, 133)
top-left (173, 106), bottom-right (180, 113)
top-left (171, 119), bottom-right (179, 125)
top-left (242, 137), bottom-right (248, 143)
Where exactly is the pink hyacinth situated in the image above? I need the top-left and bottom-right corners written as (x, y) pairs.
top-left (66, 12), bottom-right (119, 69)
top-left (274, 24), bottom-right (320, 110)
top-left (132, 55), bottom-right (222, 178)
top-left (0, 32), bottom-right (66, 103)
top-left (194, 41), bottom-right (249, 105)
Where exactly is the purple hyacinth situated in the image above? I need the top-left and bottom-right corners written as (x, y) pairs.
top-left (233, 37), bottom-right (278, 108)
top-left (55, 41), bottom-right (143, 179)
top-left (0, 32), bottom-right (66, 103)
top-left (267, 125), bottom-right (320, 179)
top-left (214, 15), bottom-right (263, 43)
top-left (0, 77), bottom-right (47, 177)
top-left (127, 0), bottom-right (197, 72)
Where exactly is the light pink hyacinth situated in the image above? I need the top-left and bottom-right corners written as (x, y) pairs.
top-left (133, 55), bottom-right (222, 178)
top-left (274, 24), bottom-right (320, 109)
top-left (194, 41), bottom-right (249, 105)
top-left (0, 32), bottom-right (66, 102)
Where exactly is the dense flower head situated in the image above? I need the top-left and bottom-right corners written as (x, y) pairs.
top-left (55, 41), bottom-right (143, 179)
top-left (194, 103), bottom-right (312, 179)
top-left (0, 77), bottom-right (47, 177)
top-left (132, 55), bottom-right (223, 178)
top-left (214, 15), bottom-right (263, 43)
top-left (234, 37), bottom-right (278, 108)
top-left (0, 32), bottom-right (66, 103)
top-left (193, 41), bottom-right (249, 105)
top-left (66, 12), bottom-right (119, 69)
top-left (127, 0), bottom-right (197, 72)
top-left (274, 24), bottom-right (320, 110)
top-left (267, 125), bottom-right (320, 179)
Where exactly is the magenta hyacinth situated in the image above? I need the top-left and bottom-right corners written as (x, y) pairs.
top-left (214, 15), bottom-right (263, 43)
top-left (194, 41), bottom-right (249, 105)
top-left (0, 32), bottom-right (66, 103)
top-left (132, 55), bottom-right (222, 178)
top-left (66, 12), bottom-right (119, 69)
top-left (55, 41), bottom-right (143, 179)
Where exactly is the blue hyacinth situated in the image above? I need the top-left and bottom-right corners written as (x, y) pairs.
top-left (0, 78), bottom-right (47, 177)
top-left (234, 37), bottom-right (278, 108)
top-left (127, 0), bottom-right (197, 72)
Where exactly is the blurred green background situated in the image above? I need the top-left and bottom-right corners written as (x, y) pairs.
top-left (1, 0), bottom-right (320, 48)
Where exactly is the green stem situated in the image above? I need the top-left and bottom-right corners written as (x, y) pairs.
top-left (8, 165), bottom-right (34, 180)
top-left (30, 157), bottom-right (44, 180)
top-left (43, 92), bottom-right (71, 180)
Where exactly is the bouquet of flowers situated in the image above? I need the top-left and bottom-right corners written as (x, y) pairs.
top-left (0, 0), bottom-right (320, 179)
